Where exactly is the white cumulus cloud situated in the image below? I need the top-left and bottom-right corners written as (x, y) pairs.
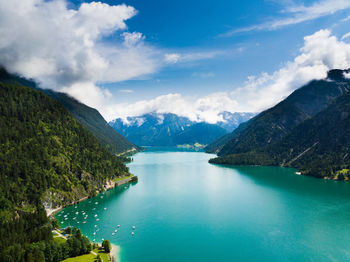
top-left (0, 0), bottom-right (159, 108)
top-left (103, 29), bottom-right (350, 123)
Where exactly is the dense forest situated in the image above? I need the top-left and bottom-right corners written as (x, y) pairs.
top-left (0, 82), bottom-right (130, 261)
top-left (209, 69), bottom-right (350, 180)
top-left (0, 68), bottom-right (137, 156)
top-left (43, 89), bottom-right (138, 155)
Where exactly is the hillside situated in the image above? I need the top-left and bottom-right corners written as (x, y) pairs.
top-left (109, 113), bottom-right (228, 147)
top-left (210, 69), bottom-right (350, 180)
top-left (0, 68), bottom-right (137, 156)
top-left (43, 90), bottom-right (138, 155)
top-left (0, 82), bottom-right (130, 259)
top-left (208, 69), bottom-right (350, 155)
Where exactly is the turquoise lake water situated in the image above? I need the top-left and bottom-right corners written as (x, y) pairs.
top-left (57, 148), bottom-right (350, 261)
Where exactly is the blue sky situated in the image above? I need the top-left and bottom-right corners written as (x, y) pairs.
top-left (77, 0), bottom-right (350, 103)
top-left (2, 0), bottom-right (350, 121)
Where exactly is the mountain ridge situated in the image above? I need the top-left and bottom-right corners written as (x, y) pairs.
top-left (109, 112), bottom-right (254, 147)
top-left (209, 69), bottom-right (350, 180)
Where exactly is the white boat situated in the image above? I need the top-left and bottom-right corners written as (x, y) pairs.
top-left (131, 232), bottom-right (135, 235)
top-left (117, 225), bottom-right (120, 228)
top-left (132, 226), bottom-right (135, 229)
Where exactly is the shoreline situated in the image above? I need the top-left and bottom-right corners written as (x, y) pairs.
top-left (110, 244), bottom-right (120, 262)
top-left (46, 175), bottom-right (136, 217)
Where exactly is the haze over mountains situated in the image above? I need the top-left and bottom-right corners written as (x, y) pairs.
top-left (109, 112), bottom-right (255, 147)
top-left (209, 69), bottom-right (350, 180)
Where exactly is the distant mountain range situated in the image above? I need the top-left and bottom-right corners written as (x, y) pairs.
top-left (109, 112), bottom-right (254, 147)
top-left (209, 69), bottom-right (350, 180)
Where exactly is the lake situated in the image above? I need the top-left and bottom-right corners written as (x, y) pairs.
top-left (56, 148), bottom-right (350, 261)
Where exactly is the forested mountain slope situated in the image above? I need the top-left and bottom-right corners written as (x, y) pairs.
top-left (43, 90), bottom-right (138, 155)
top-left (208, 69), bottom-right (350, 155)
top-left (0, 82), bottom-right (129, 260)
top-left (0, 68), bottom-right (137, 155)
top-left (210, 69), bottom-right (350, 180)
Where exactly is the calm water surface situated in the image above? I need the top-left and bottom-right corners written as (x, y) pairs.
top-left (57, 148), bottom-right (350, 261)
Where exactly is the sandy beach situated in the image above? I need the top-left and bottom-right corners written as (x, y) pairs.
top-left (46, 206), bottom-right (63, 217)
top-left (110, 244), bottom-right (120, 262)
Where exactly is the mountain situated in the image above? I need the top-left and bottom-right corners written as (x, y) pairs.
top-left (0, 78), bottom-right (130, 259)
top-left (209, 69), bottom-right (350, 180)
top-left (0, 68), bottom-right (137, 156)
top-left (43, 90), bottom-right (138, 155)
top-left (216, 111), bottom-right (256, 131)
top-left (207, 69), bottom-right (350, 155)
top-left (109, 113), bottom-right (229, 147)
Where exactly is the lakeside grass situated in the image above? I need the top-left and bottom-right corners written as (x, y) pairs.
top-left (113, 174), bottom-right (134, 183)
top-left (62, 253), bottom-right (96, 262)
top-left (53, 236), bottom-right (66, 244)
top-left (61, 249), bottom-right (110, 262)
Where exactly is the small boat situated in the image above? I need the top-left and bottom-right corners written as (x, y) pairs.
top-left (114, 229), bottom-right (118, 232)
top-left (117, 225), bottom-right (120, 228)
top-left (75, 212), bottom-right (79, 215)
top-left (93, 232), bottom-right (96, 235)
top-left (104, 208), bottom-right (107, 210)
top-left (112, 233), bottom-right (115, 235)
top-left (132, 226), bottom-right (135, 230)
top-left (131, 232), bottom-right (135, 235)
top-left (82, 221), bottom-right (86, 224)
top-left (94, 225), bottom-right (97, 227)
top-left (95, 202), bottom-right (98, 205)
top-left (94, 214), bottom-right (98, 217)
top-left (96, 219), bottom-right (100, 221)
